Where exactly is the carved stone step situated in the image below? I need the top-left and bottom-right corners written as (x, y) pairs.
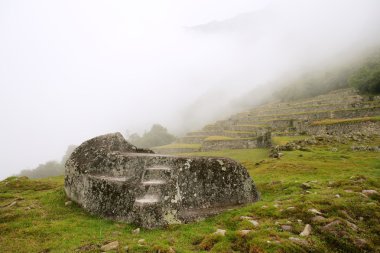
top-left (145, 166), bottom-right (172, 171)
top-left (89, 175), bottom-right (128, 182)
top-left (142, 179), bottom-right (166, 186)
top-left (135, 195), bottom-right (160, 205)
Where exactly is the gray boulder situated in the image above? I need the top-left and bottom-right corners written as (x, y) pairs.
top-left (65, 133), bottom-right (259, 228)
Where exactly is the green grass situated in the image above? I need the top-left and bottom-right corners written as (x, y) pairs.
top-left (152, 143), bottom-right (202, 149)
top-left (272, 136), bottom-right (310, 145)
top-left (1, 139), bottom-right (380, 252)
top-left (311, 116), bottom-right (380, 126)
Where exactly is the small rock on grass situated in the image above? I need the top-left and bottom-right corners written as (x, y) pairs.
top-left (101, 241), bottom-right (119, 251)
top-left (213, 229), bottom-right (226, 236)
top-left (362, 190), bottom-right (379, 196)
top-left (239, 216), bottom-right (259, 227)
top-left (281, 225), bottom-right (293, 232)
top-left (354, 238), bottom-right (368, 249)
top-left (137, 239), bottom-right (146, 246)
top-left (308, 208), bottom-right (322, 215)
top-left (300, 224), bottom-right (312, 237)
top-left (311, 216), bottom-right (326, 222)
top-left (249, 220), bottom-right (259, 227)
top-left (289, 237), bottom-right (309, 246)
top-left (301, 182), bottom-right (312, 190)
top-left (6, 201), bottom-right (17, 208)
top-left (65, 201), bottom-right (72, 206)
top-left (132, 228), bottom-right (140, 234)
top-left (238, 230), bottom-right (252, 236)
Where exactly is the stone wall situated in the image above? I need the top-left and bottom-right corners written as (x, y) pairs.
top-left (306, 121), bottom-right (380, 136)
top-left (201, 139), bottom-right (257, 151)
top-left (201, 133), bottom-right (271, 151)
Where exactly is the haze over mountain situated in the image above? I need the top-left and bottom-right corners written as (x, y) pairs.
top-left (1, 0), bottom-right (380, 179)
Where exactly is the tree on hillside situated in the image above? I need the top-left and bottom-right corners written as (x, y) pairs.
top-left (127, 124), bottom-right (176, 148)
top-left (19, 161), bottom-right (63, 179)
top-left (349, 54), bottom-right (380, 94)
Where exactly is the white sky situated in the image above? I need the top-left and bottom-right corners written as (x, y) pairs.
top-left (0, 0), bottom-right (379, 179)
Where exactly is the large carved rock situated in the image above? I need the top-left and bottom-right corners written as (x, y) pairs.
top-left (65, 133), bottom-right (259, 228)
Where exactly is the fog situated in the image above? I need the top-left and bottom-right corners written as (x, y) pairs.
top-left (1, 0), bottom-right (380, 179)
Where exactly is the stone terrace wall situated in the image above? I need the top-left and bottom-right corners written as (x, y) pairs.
top-left (201, 139), bottom-right (258, 151)
top-left (307, 121), bottom-right (380, 136)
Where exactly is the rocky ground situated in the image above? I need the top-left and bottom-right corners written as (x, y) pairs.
top-left (0, 136), bottom-right (379, 252)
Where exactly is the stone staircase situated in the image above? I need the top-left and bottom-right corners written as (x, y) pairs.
top-left (133, 166), bottom-right (177, 228)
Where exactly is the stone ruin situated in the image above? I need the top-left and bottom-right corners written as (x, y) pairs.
top-left (65, 133), bottom-right (259, 228)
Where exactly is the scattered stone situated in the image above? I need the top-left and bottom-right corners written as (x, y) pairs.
top-left (124, 245), bottom-right (129, 252)
top-left (7, 201), bottom-right (17, 208)
top-left (308, 208), bottom-right (322, 215)
top-left (311, 216), bottom-right (326, 222)
top-left (344, 189), bottom-right (353, 193)
top-left (359, 217), bottom-right (364, 221)
top-left (261, 205), bottom-right (268, 209)
top-left (346, 221), bottom-right (358, 231)
top-left (65, 201), bottom-right (72, 206)
top-left (289, 237), bottom-right (309, 246)
top-left (287, 206), bottom-right (295, 210)
top-left (300, 224), bottom-right (311, 237)
top-left (281, 225), bottom-right (293, 232)
top-left (322, 220), bottom-right (341, 232)
top-left (249, 220), bottom-right (259, 227)
top-left (240, 216), bottom-right (252, 220)
top-left (362, 190), bottom-right (379, 196)
top-left (353, 238), bottom-right (368, 249)
top-left (168, 247), bottom-right (175, 253)
top-left (132, 228), bottom-right (140, 234)
top-left (137, 239), bottom-right (146, 246)
top-left (213, 229), bottom-right (226, 236)
top-left (335, 194), bottom-right (340, 198)
top-left (330, 147), bottom-right (338, 152)
top-left (75, 243), bottom-right (100, 252)
top-left (101, 241), bottom-right (119, 251)
top-left (238, 230), bottom-right (252, 236)
top-left (301, 182), bottom-right (312, 190)
top-left (112, 231), bottom-right (122, 236)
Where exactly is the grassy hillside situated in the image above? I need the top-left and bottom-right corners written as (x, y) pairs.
top-left (1, 138), bottom-right (379, 252)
